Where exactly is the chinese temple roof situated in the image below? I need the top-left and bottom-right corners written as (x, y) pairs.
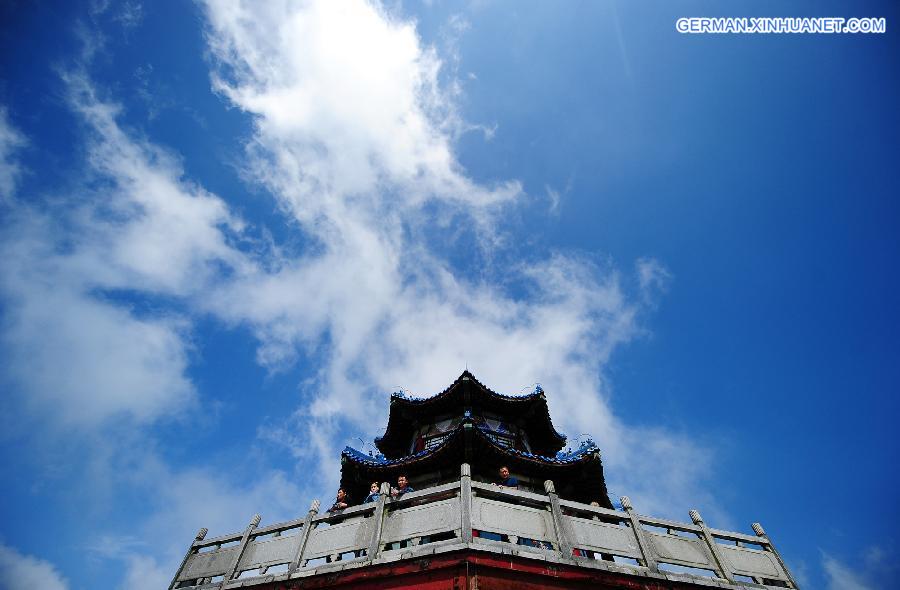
top-left (342, 416), bottom-right (611, 507)
top-left (346, 426), bottom-right (596, 468)
top-left (375, 370), bottom-right (567, 458)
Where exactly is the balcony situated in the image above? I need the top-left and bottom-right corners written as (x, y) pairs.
top-left (170, 464), bottom-right (798, 589)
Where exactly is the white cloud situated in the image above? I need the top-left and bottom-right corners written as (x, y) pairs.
top-left (636, 256), bottom-right (671, 296)
top-left (823, 553), bottom-right (876, 590)
top-left (118, 555), bottom-right (169, 590)
top-left (0, 544), bottom-right (69, 590)
top-left (202, 0), bottom-right (520, 226)
top-left (113, 1), bottom-right (144, 31)
top-left (90, 0), bottom-right (144, 32)
top-left (194, 0), bottom-right (717, 519)
top-left (64, 73), bottom-right (248, 296)
top-left (820, 546), bottom-right (900, 590)
top-left (0, 74), bottom-right (247, 429)
top-left (137, 465), bottom-right (305, 544)
top-left (546, 185), bottom-right (561, 214)
top-left (0, 12), bottom-right (723, 590)
top-left (87, 452), bottom-right (306, 590)
top-left (0, 107), bottom-right (26, 200)
top-left (0, 264), bottom-right (194, 427)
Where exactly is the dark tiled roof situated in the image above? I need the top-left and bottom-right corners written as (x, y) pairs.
top-left (344, 421), bottom-right (597, 468)
top-left (391, 370), bottom-right (543, 404)
top-left (375, 370), bottom-right (567, 457)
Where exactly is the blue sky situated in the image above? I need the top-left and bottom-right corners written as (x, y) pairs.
top-left (0, 1), bottom-right (897, 588)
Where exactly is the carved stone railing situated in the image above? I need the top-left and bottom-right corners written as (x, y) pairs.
top-left (170, 464), bottom-right (798, 589)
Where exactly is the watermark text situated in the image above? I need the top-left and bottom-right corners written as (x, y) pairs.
top-left (676, 17), bottom-right (886, 34)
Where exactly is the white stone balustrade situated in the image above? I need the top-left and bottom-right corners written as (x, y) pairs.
top-left (170, 464), bottom-right (798, 589)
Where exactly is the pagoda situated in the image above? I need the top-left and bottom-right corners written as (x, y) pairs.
top-left (169, 371), bottom-right (799, 590)
top-left (340, 370), bottom-right (612, 507)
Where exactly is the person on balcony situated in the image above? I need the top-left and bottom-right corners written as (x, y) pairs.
top-left (327, 488), bottom-right (350, 512)
top-left (495, 466), bottom-right (519, 489)
top-left (390, 475), bottom-right (414, 498)
top-left (364, 482), bottom-right (380, 503)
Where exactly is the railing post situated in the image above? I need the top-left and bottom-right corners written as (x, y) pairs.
top-left (544, 480), bottom-right (574, 558)
top-left (460, 463), bottom-right (473, 543)
top-left (620, 496), bottom-right (659, 573)
top-left (690, 510), bottom-right (734, 583)
top-left (225, 513), bottom-right (261, 582)
top-left (367, 483), bottom-right (391, 559)
top-left (752, 522), bottom-right (800, 589)
top-left (168, 527), bottom-right (207, 590)
top-left (288, 500), bottom-right (320, 573)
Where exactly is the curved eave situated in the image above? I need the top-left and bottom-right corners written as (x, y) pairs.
top-left (346, 423), bottom-right (466, 469)
top-left (349, 422), bottom-right (594, 470)
top-left (343, 422), bottom-right (611, 507)
top-left (473, 424), bottom-right (598, 466)
top-left (375, 370), bottom-right (567, 456)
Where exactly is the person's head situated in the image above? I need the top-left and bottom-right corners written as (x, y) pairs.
top-left (336, 488), bottom-right (347, 501)
top-left (397, 475), bottom-right (408, 488)
top-left (370, 482), bottom-right (379, 494)
top-left (499, 466), bottom-right (510, 479)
